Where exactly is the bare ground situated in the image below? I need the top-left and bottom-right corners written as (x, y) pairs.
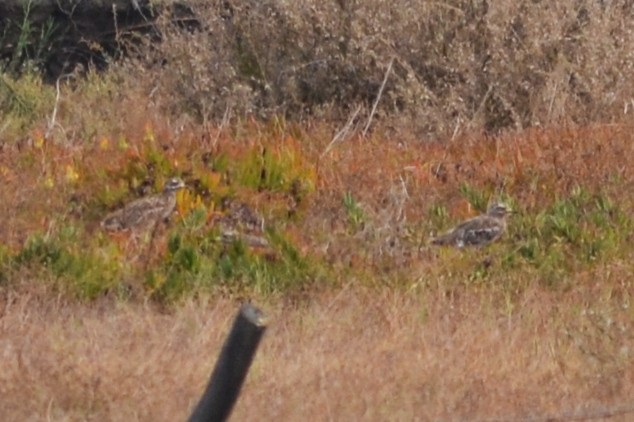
top-left (1, 283), bottom-right (633, 421)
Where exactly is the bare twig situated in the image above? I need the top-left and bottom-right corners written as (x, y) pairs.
top-left (112, 4), bottom-right (120, 45)
top-left (451, 118), bottom-right (462, 141)
top-left (130, 0), bottom-right (150, 22)
top-left (211, 105), bottom-right (232, 149)
top-left (45, 73), bottom-right (74, 139)
top-left (55, 0), bottom-right (83, 18)
top-left (362, 56), bottom-right (394, 137)
top-left (467, 85), bottom-right (493, 131)
top-left (547, 80), bottom-right (559, 123)
top-left (396, 175), bottom-right (410, 222)
top-left (321, 104), bottom-right (362, 158)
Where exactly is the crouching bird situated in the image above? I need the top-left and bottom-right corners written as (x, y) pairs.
top-left (101, 177), bottom-right (186, 232)
top-left (431, 203), bottom-right (512, 248)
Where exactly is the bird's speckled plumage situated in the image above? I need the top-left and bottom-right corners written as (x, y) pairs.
top-left (214, 200), bottom-right (268, 248)
top-left (431, 203), bottom-right (512, 248)
top-left (101, 177), bottom-right (186, 232)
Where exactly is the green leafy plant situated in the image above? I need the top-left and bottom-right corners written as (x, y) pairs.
top-left (428, 203), bottom-right (449, 229)
top-left (343, 192), bottom-right (366, 232)
top-left (13, 228), bottom-right (124, 299)
top-left (147, 220), bottom-right (322, 303)
top-left (1, 1), bottom-right (62, 76)
top-left (459, 183), bottom-right (489, 212)
top-left (511, 188), bottom-right (632, 285)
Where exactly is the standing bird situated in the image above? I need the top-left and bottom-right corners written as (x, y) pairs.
top-left (101, 177), bottom-right (186, 232)
top-left (431, 202), bottom-right (512, 248)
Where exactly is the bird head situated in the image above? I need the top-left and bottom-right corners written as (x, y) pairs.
top-left (486, 202), bottom-right (512, 218)
top-left (163, 177), bottom-right (186, 192)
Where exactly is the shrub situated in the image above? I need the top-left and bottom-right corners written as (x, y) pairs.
top-left (13, 229), bottom-right (124, 299)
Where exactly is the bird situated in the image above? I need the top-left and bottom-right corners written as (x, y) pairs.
top-left (101, 177), bottom-right (186, 232)
top-left (215, 200), bottom-right (269, 248)
top-left (219, 200), bottom-right (265, 233)
top-left (430, 202), bottom-right (512, 248)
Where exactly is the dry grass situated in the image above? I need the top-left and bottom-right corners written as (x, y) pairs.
top-left (8, 0), bottom-right (634, 140)
top-left (3, 2), bottom-right (634, 420)
top-left (1, 283), bottom-right (633, 421)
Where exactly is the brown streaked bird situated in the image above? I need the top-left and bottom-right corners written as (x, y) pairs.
top-left (215, 200), bottom-right (269, 248)
top-left (101, 177), bottom-right (186, 232)
top-left (431, 202), bottom-right (512, 248)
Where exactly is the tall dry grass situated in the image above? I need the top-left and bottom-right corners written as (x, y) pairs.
top-left (115, 0), bottom-right (634, 136)
top-left (0, 284), bottom-right (632, 421)
top-left (5, 0), bottom-right (634, 141)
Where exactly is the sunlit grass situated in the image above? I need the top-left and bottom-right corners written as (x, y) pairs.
top-left (3, 6), bottom-right (634, 418)
top-left (0, 114), bottom-right (634, 304)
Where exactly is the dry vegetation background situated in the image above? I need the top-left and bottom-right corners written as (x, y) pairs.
top-left (1, 0), bottom-right (634, 420)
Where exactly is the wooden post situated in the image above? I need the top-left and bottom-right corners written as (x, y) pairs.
top-left (188, 303), bottom-right (267, 422)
